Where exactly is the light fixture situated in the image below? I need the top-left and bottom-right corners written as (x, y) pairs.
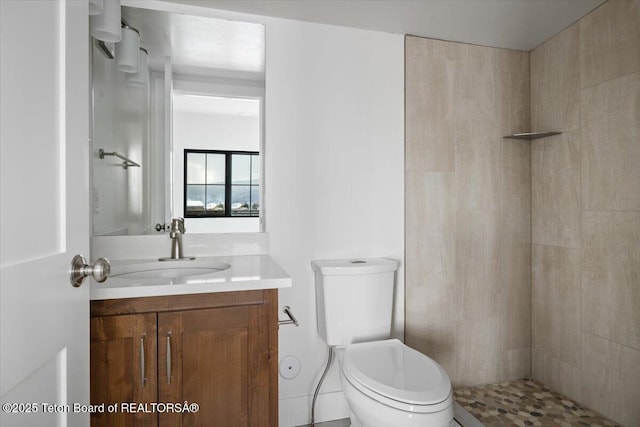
top-left (88, 0), bottom-right (104, 15)
top-left (126, 48), bottom-right (149, 87)
top-left (115, 25), bottom-right (140, 73)
top-left (90, 0), bottom-right (121, 43)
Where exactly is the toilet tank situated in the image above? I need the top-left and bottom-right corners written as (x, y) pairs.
top-left (311, 258), bottom-right (399, 346)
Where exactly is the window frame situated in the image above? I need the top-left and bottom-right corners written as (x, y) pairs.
top-left (183, 149), bottom-right (260, 218)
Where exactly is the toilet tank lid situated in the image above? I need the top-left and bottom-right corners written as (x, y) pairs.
top-left (310, 258), bottom-right (399, 275)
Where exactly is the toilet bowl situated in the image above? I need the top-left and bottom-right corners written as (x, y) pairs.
top-left (311, 258), bottom-right (454, 426)
top-left (338, 339), bottom-right (454, 427)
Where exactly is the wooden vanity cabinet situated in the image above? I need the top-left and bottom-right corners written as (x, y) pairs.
top-left (90, 290), bottom-right (278, 427)
top-left (90, 313), bottom-right (158, 427)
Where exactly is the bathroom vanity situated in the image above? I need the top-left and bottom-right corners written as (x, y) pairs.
top-left (89, 255), bottom-right (290, 427)
top-left (87, 1), bottom-right (279, 423)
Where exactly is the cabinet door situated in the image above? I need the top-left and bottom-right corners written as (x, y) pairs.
top-left (158, 304), bottom-right (271, 427)
top-left (90, 313), bottom-right (158, 427)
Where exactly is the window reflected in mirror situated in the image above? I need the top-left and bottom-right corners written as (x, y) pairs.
top-left (174, 94), bottom-right (261, 232)
top-left (184, 150), bottom-right (259, 218)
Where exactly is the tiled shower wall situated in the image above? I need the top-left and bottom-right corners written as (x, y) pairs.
top-left (530, 1), bottom-right (640, 425)
top-left (405, 36), bottom-right (531, 387)
top-left (406, 1), bottom-right (639, 425)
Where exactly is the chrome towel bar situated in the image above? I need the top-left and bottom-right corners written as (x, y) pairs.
top-left (99, 149), bottom-right (141, 169)
top-left (279, 306), bottom-right (299, 327)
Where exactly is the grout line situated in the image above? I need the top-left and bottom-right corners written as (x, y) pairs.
top-left (529, 55), bottom-right (534, 378)
top-left (578, 73), bottom-right (583, 378)
top-left (582, 330), bottom-right (640, 353)
top-left (581, 209), bottom-right (640, 212)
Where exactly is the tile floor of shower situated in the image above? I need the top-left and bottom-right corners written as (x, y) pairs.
top-left (454, 378), bottom-right (619, 427)
top-left (299, 378), bottom-right (619, 427)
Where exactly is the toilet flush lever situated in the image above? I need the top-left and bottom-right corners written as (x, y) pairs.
top-left (278, 306), bottom-right (299, 327)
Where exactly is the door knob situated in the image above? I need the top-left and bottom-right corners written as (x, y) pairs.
top-left (70, 255), bottom-right (110, 287)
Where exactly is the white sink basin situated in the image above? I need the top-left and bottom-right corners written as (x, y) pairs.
top-left (111, 260), bottom-right (231, 280)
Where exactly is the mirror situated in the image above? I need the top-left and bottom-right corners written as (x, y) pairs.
top-left (91, 5), bottom-right (265, 236)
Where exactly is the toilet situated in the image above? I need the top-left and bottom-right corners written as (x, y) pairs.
top-left (312, 258), bottom-right (454, 427)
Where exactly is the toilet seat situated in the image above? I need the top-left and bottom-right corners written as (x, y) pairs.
top-left (342, 339), bottom-right (452, 413)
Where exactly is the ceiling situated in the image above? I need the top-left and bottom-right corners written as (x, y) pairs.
top-left (122, 6), bottom-right (265, 77)
top-left (173, 93), bottom-right (260, 116)
top-left (168, 0), bottom-right (605, 51)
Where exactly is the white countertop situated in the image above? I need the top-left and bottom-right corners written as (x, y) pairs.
top-left (90, 255), bottom-right (292, 300)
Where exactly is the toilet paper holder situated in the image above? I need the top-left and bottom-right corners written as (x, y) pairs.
top-left (278, 306), bottom-right (299, 327)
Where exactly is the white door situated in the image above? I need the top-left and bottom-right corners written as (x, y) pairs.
top-left (0, 1), bottom-right (90, 426)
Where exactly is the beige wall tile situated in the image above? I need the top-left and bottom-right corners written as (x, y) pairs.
top-left (532, 349), bottom-right (583, 403)
top-left (406, 38), bottom-right (530, 389)
top-left (405, 320), bottom-right (458, 385)
top-left (501, 242), bottom-right (531, 350)
top-left (454, 44), bottom-right (502, 212)
top-left (581, 332), bottom-right (640, 426)
top-left (580, 0), bottom-right (640, 89)
top-left (497, 49), bottom-right (531, 136)
top-left (530, 23), bottom-right (582, 249)
top-left (455, 133), bottom-right (503, 212)
top-left (581, 72), bottom-right (640, 211)
top-left (405, 3), bottom-right (639, 418)
top-left (455, 317), bottom-right (504, 388)
top-left (405, 36), bottom-right (456, 172)
top-left (582, 211), bottom-right (640, 350)
top-left (455, 209), bottom-right (503, 321)
top-left (532, 132), bottom-right (581, 248)
top-left (405, 172), bottom-right (458, 325)
top-left (454, 42), bottom-right (499, 115)
top-left (503, 348), bottom-right (531, 382)
top-left (529, 4), bottom-right (640, 425)
top-left (497, 48), bottom-right (531, 184)
top-left (531, 23), bottom-right (580, 131)
top-left (532, 245), bottom-right (582, 367)
top-left (502, 138), bottom-right (531, 245)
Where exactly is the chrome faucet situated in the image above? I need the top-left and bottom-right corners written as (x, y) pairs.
top-left (159, 218), bottom-right (194, 261)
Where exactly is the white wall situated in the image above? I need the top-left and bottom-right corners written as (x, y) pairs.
top-left (121, 2), bottom-right (404, 425)
top-left (264, 19), bottom-right (404, 426)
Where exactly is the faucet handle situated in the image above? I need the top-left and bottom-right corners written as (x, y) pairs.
top-left (171, 217), bottom-right (185, 233)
